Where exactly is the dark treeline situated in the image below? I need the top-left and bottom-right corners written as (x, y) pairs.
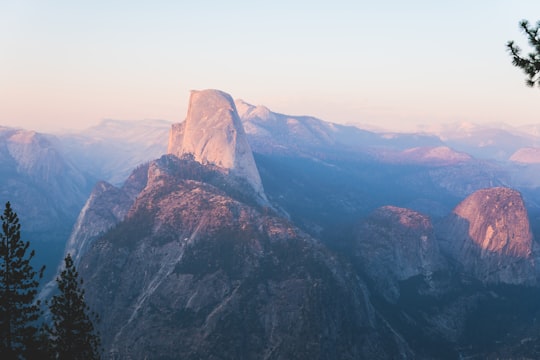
top-left (0, 201), bottom-right (101, 359)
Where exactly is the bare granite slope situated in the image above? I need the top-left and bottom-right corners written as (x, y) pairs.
top-left (438, 187), bottom-right (537, 285)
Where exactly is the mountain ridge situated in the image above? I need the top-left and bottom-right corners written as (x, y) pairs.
top-left (13, 89), bottom-right (540, 358)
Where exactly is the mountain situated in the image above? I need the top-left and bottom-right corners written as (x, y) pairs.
top-left (0, 128), bottom-right (91, 218)
top-left (56, 89), bottom-right (540, 358)
top-left (78, 154), bottom-right (411, 359)
top-left (424, 121), bottom-right (540, 161)
top-left (236, 99), bottom-right (443, 159)
top-left (236, 99), bottom-right (376, 157)
top-left (510, 147), bottom-right (540, 164)
top-left (168, 90), bottom-right (267, 203)
top-left (72, 91), bottom-right (412, 358)
top-left (233, 101), bottom-right (495, 231)
top-left (0, 127), bottom-right (93, 280)
top-left (235, 100), bottom-right (517, 222)
top-left (346, 189), bottom-right (540, 358)
top-left (63, 163), bottom-right (149, 267)
top-left (437, 187), bottom-right (537, 285)
top-left (72, 160), bottom-right (540, 358)
top-left (39, 165), bottom-right (150, 299)
top-left (354, 206), bottom-right (444, 302)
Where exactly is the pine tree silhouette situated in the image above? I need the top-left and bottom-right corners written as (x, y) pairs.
top-left (48, 253), bottom-right (101, 360)
top-left (0, 201), bottom-right (45, 359)
top-left (508, 20), bottom-right (540, 88)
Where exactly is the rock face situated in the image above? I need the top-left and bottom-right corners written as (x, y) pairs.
top-left (78, 155), bottom-right (410, 359)
top-left (168, 90), bottom-right (266, 202)
top-left (39, 164), bottom-right (150, 300)
top-left (355, 206), bottom-right (443, 301)
top-left (63, 164), bottom-right (149, 266)
top-left (438, 187), bottom-right (536, 285)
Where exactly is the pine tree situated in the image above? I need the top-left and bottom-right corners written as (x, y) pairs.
top-left (48, 253), bottom-right (101, 360)
top-left (507, 19), bottom-right (540, 88)
top-left (0, 201), bottom-right (45, 359)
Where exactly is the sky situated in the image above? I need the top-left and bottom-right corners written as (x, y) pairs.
top-left (1, 0), bottom-right (540, 133)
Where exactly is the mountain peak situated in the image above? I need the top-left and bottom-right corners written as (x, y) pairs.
top-left (510, 147), bottom-right (540, 164)
top-left (453, 187), bottom-right (532, 257)
top-left (167, 89), bottom-right (267, 203)
top-left (439, 187), bottom-right (536, 285)
top-left (234, 99), bottom-right (272, 120)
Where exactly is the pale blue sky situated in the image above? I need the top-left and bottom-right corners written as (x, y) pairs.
top-left (1, 1), bottom-right (539, 132)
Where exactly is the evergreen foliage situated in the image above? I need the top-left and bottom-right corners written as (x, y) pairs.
top-left (0, 201), bottom-right (45, 359)
top-left (507, 20), bottom-right (540, 88)
top-left (48, 253), bottom-right (101, 360)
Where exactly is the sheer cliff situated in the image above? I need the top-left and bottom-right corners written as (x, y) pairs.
top-left (168, 90), bottom-right (267, 203)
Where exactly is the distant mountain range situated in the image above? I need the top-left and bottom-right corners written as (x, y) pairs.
top-left (60, 90), bottom-right (540, 358)
top-left (4, 90), bottom-right (540, 358)
top-left (56, 119), bottom-right (171, 186)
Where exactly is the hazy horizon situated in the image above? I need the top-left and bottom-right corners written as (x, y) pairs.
top-left (2, 1), bottom-right (540, 133)
top-left (3, 93), bottom-right (540, 136)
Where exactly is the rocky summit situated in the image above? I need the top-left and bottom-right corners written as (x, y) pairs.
top-left (168, 89), bottom-right (267, 203)
top-left (438, 187), bottom-right (537, 285)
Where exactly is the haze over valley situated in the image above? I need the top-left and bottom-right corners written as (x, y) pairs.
top-left (2, 88), bottom-right (540, 358)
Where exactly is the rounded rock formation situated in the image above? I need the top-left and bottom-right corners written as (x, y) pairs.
top-left (168, 90), bottom-right (267, 203)
top-left (438, 187), bottom-right (536, 285)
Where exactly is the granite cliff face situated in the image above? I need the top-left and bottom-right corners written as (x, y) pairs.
top-left (38, 164), bottom-right (149, 300)
top-left (168, 90), bottom-right (266, 203)
top-left (438, 187), bottom-right (536, 285)
top-left (63, 164), bottom-right (149, 266)
top-left (78, 155), bottom-right (410, 359)
top-left (67, 89), bottom-right (272, 270)
top-left (355, 206), bottom-right (443, 302)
